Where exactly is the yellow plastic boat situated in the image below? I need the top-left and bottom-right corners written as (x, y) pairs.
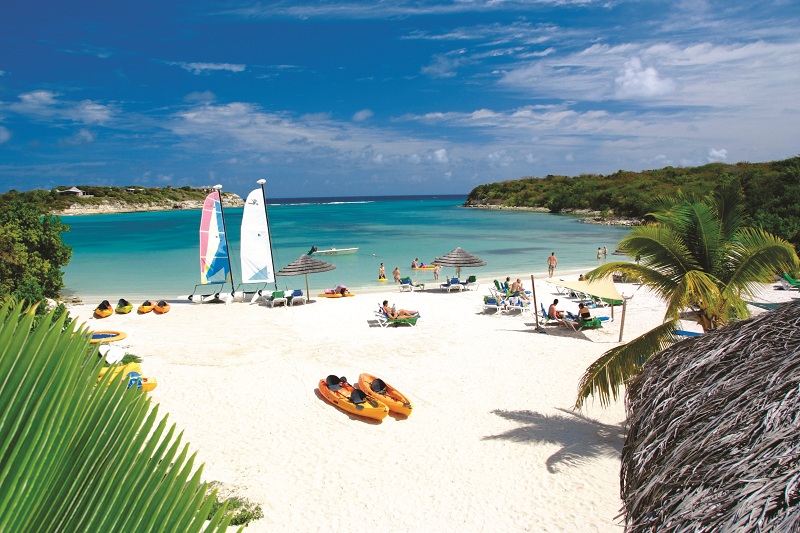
top-left (94, 300), bottom-right (113, 318)
top-left (358, 373), bottom-right (413, 417)
top-left (98, 362), bottom-right (157, 392)
top-left (319, 375), bottom-right (388, 420)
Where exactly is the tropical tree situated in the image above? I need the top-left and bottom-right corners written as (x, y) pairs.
top-left (0, 200), bottom-right (72, 302)
top-left (575, 184), bottom-right (799, 408)
top-left (0, 300), bottom-right (238, 532)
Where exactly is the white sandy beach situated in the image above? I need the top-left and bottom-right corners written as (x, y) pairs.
top-left (67, 271), bottom-right (796, 532)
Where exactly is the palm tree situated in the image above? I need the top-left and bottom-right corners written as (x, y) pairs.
top-left (0, 300), bottom-right (237, 532)
top-left (575, 184), bottom-right (799, 408)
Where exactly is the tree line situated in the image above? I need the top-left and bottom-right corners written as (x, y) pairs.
top-left (464, 156), bottom-right (800, 249)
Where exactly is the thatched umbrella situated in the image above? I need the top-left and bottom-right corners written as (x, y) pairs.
top-left (432, 247), bottom-right (487, 278)
top-left (275, 254), bottom-right (335, 299)
top-left (621, 301), bottom-right (800, 532)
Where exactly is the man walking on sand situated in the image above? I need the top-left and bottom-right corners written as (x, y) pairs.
top-left (547, 252), bottom-right (557, 278)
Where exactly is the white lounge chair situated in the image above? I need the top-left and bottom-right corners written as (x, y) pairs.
top-left (288, 289), bottom-right (306, 306)
top-left (440, 278), bottom-right (464, 292)
top-left (266, 290), bottom-right (287, 308)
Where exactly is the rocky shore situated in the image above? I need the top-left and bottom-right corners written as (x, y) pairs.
top-left (461, 203), bottom-right (642, 226)
top-left (51, 195), bottom-right (244, 216)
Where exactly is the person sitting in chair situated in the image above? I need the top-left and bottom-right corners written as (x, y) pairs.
top-left (382, 300), bottom-right (418, 319)
top-left (510, 278), bottom-right (530, 300)
top-left (578, 302), bottom-right (592, 321)
top-left (548, 298), bottom-right (565, 319)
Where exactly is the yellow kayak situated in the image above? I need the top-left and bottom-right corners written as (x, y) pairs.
top-left (319, 375), bottom-right (388, 420)
top-left (358, 373), bottom-right (413, 417)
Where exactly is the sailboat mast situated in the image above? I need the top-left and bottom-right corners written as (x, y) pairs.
top-left (257, 179), bottom-right (279, 291)
top-left (213, 184), bottom-right (236, 295)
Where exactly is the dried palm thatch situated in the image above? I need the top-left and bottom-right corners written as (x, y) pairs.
top-left (621, 301), bottom-right (800, 532)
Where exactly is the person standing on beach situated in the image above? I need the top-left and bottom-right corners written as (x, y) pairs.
top-left (379, 263), bottom-right (386, 280)
top-left (393, 266), bottom-right (401, 282)
top-left (547, 252), bottom-right (557, 278)
top-left (433, 263), bottom-right (440, 281)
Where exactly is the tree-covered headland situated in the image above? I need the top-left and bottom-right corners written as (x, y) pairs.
top-left (464, 156), bottom-right (800, 249)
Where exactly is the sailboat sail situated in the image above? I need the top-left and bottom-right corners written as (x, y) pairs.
top-left (199, 191), bottom-right (232, 284)
top-left (240, 188), bottom-right (275, 283)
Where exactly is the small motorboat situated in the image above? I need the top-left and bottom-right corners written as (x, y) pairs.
top-left (311, 246), bottom-right (358, 256)
top-left (318, 375), bottom-right (388, 421)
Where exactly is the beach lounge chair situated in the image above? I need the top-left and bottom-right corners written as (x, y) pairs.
top-left (440, 278), bottom-right (464, 292)
top-left (399, 277), bottom-right (425, 292)
top-left (566, 311), bottom-right (606, 330)
top-left (374, 305), bottom-right (419, 327)
top-left (462, 275), bottom-right (479, 291)
top-left (288, 289), bottom-right (306, 306)
top-left (483, 293), bottom-right (506, 313)
top-left (780, 272), bottom-right (800, 290)
top-left (504, 296), bottom-right (532, 316)
top-left (540, 303), bottom-right (576, 330)
top-left (266, 290), bottom-right (287, 307)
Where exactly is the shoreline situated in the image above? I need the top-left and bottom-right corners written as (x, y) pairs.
top-left (462, 204), bottom-right (643, 226)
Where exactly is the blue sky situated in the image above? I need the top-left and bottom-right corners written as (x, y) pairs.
top-left (1, 0), bottom-right (799, 199)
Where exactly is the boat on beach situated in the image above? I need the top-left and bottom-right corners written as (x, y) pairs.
top-left (312, 247), bottom-right (358, 256)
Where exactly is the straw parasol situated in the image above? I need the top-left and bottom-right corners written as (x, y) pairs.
top-left (275, 254), bottom-right (336, 299)
top-left (432, 247), bottom-right (487, 278)
top-left (621, 301), bottom-right (800, 532)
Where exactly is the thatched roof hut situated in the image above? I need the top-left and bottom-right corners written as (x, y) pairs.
top-left (622, 301), bottom-right (800, 532)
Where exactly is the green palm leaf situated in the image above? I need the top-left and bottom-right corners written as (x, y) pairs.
top-left (0, 300), bottom-right (239, 532)
top-left (575, 321), bottom-right (680, 409)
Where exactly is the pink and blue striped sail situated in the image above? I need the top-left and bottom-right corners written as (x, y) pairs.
top-left (199, 191), bottom-right (232, 284)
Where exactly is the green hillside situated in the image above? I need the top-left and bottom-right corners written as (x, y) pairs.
top-left (464, 156), bottom-right (800, 248)
top-left (0, 185), bottom-right (241, 213)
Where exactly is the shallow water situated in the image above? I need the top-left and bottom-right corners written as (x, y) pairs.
top-left (60, 195), bottom-right (632, 301)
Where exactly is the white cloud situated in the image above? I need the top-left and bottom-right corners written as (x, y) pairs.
top-left (421, 51), bottom-right (468, 78)
top-left (614, 57), bottom-right (676, 98)
top-left (708, 148), bottom-right (727, 162)
top-left (184, 91), bottom-right (216, 103)
top-left (59, 128), bottom-right (96, 147)
top-left (433, 148), bottom-right (449, 163)
top-left (7, 91), bottom-right (113, 124)
top-left (0, 126), bottom-right (10, 143)
top-left (352, 109), bottom-right (373, 122)
top-left (174, 62), bottom-right (246, 75)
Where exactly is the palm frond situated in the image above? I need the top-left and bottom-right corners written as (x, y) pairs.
top-left (726, 227), bottom-right (800, 295)
top-left (0, 300), bottom-right (238, 533)
top-left (575, 320), bottom-right (679, 409)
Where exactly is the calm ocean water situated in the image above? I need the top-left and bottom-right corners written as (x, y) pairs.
top-left (60, 195), bottom-right (633, 301)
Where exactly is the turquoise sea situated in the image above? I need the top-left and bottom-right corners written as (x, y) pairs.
top-left (60, 195), bottom-right (633, 301)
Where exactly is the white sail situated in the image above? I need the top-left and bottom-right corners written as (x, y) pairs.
top-left (240, 188), bottom-right (275, 283)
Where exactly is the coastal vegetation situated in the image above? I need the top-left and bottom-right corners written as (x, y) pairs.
top-left (0, 301), bottom-right (236, 532)
top-left (575, 184), bottom-right (800, 408)
top-left (465, 156), bottom-right (800, 250)
top-left (0, 185), bottom-right (243, 214)
top-left (0, 200), bottom-right (72, 304)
